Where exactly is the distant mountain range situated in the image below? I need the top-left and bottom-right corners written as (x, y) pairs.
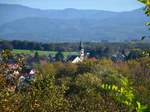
top-left (0, 4), bottom-right (149, 42)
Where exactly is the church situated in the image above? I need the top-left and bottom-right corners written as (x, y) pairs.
top-left (72, 41), bottom-right (85, 64)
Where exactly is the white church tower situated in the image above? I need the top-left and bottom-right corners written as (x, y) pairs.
top-left (72, 41), bottom-right (85, 63)
top-left (79, 41), bottom-right (84, 61)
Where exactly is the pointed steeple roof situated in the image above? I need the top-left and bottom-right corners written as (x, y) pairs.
top-left (79, 41), bottom-right (84, 50)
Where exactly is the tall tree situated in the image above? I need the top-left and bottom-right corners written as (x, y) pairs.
top-left (55, 51), bottom-right (64, 62)
top-left (34, 52), bottom-right (40, 63)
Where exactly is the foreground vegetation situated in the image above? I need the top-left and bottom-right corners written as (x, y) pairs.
top-left (0, 49), bottom-right (150, 112)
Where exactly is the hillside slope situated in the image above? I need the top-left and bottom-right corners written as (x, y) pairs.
top-left (0, 4), bottom-right (149, 42)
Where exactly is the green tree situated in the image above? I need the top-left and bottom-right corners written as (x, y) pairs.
top-left (55, 51), bottom-right (64, 62)
top-left (34, 52), bottom-right (40, 63)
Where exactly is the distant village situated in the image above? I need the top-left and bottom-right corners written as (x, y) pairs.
top-left (0, 41), bottom-right (139, 65)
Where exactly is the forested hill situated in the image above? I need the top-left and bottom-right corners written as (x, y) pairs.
top-left (0, 4), bottom-right (149, 42)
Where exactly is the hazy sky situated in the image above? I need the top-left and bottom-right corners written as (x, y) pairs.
top-left (0, 0), bottom-right (143, 12)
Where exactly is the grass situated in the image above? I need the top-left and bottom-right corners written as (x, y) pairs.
top-left (13, 49), bottom-right (79, 57)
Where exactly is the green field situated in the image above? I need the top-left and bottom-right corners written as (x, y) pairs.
top-left (13, 49), bottom-right (79, 57)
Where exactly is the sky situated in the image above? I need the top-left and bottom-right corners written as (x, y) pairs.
top-left (0, 0), bottom-right (144, 12)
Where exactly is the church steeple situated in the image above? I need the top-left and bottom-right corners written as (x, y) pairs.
top-left (79, 41), bottom-right (84, 61)
top-left (79, 41), bottom-right (84, 50)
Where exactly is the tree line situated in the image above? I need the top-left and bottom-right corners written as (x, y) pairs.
top-left (0, 40), bottom-right (150, 52)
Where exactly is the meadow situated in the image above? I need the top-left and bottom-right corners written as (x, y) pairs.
top-left (13, 49), bottom-right (79, 57)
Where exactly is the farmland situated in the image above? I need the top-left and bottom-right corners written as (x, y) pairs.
top-left (13, 49), bottom-right (79, 57)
